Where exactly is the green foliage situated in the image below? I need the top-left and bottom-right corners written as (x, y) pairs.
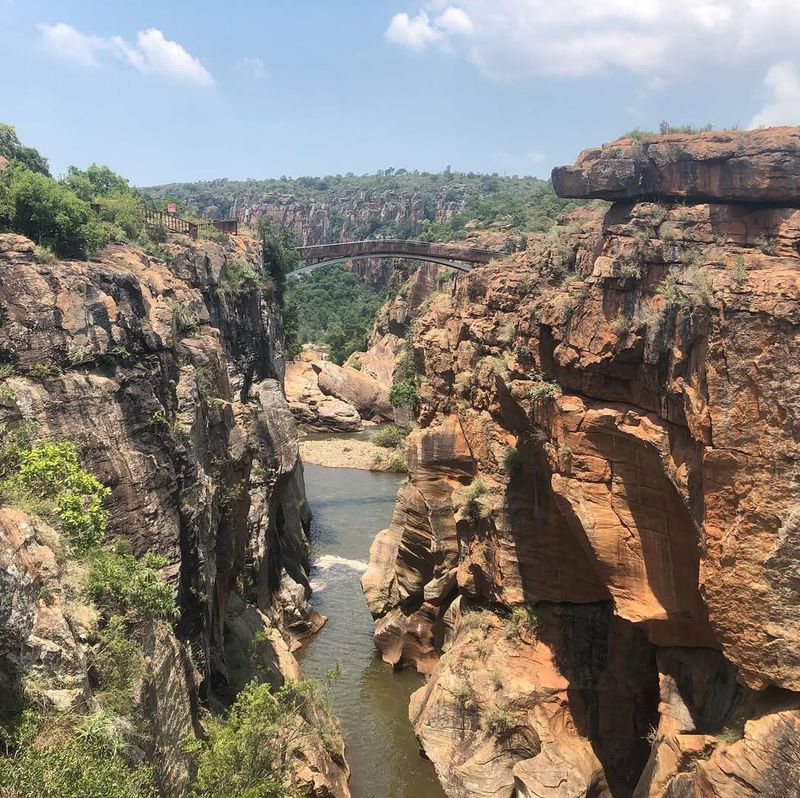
top-left (656, 274), bottom-right (692, 309)
top-left (95, 191), bottom-right (146, 240)
top-left (624, 122), bottom-right (715, 139)
top-left (371, 424), bottom-right (406, 449)
top-left (62, 164), bottom-right (132, 201)
top-left (755, 235), bottom-right (776, 255)
top-left (191, 678), bottom-right (342, 798)
top-left (0, 439), bottom-right (110, 551)
top-left (89, 616), bottom-right (145, 713)
top-left (0, 166), bottom-right (109, 258)
top-left (528, 378), bottom-right (561, 402)
top-left (85, 546), bottom-right (177, 621)
top-left (217, 258), bottom-right (271, 294)
top-left (503, 606), bottom-right (541, 640)
top-left (284, 265), bottom-right (388, 364)
top-left (0, 123), bottom-right (50, 175)
top-left (483, 703), bottom-right (515, 736)
top-left (0, 736), bottom-right (156, 798)
top-left (389, 378), bottom-right (419, 410)
top-left (460, 477), bottom-right (491, 520)
top-left (143, 171), bottom-right (581, 241)
top-left (502, 446), bottom-right (519, 473)
top-left (256, 217), bottom-right (300, 302)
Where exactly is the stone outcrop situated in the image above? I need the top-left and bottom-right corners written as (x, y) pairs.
top-left (0, 232), bottom-right (349, 797)
top-left (285, 348), bottom-right (392, 432)
top-left (364, 129), bottom-right (800, 797)
top-left (552, 126), bottom-right (800, 204)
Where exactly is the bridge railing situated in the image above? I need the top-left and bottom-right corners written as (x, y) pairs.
top-left (143, 209), bottom-right (199, 240)
top-left (142, 210), bottom-right (239, 240)
top-left (296, 239), bottom-right (498, 265)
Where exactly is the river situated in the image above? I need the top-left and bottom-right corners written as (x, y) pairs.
top-left (297, 462), bottom-right (446, 798)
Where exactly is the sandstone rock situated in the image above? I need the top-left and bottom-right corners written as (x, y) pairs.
top-left (0, 508), bottom-right (92, 712)
top-left (313, 360), bottom-right (393, 421)
top-left (552, 126), bottom-right (800, 203)
top-left (365, 130), bottom-right (800, 798)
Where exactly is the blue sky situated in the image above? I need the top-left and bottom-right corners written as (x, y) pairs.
top-left (1, 1), bottom-right (799, 186)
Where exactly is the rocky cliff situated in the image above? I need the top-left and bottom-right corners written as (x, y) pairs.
top-left (0, 232), bottom-right (349, 796)
top-left (362, 128), bottom-right (800, 797)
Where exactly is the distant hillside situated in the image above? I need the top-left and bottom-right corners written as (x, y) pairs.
top-left (141, 170), bottom-right (582, 245)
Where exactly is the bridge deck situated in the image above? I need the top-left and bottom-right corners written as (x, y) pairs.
top-left (296, 240), bottom-right (497, 265)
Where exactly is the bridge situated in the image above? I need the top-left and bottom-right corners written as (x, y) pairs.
top-left (290, 240), bottom-right (498, 278)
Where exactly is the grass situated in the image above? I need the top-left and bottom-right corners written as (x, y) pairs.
top-left (528, 378), bottom-right (561, 402)
top-left (460, 477), bottom-right (491, 520)
top-left (503, 606), bottom-right (541, 640)
top-left (483, 703), bottom-right (516, 736)
top-left (371, 424), bottom-right (406, 449)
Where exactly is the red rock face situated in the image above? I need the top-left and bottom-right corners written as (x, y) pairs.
top-left (365, 131), bottom-right (800, 797)
top-left (552, 127), bottom-right (800, 204)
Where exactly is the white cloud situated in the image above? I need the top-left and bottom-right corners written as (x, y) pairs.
top-left (386, 12), bottom-right (442, 50)
top-left (236, 56), bottom-right (266, 79)
top-left (38, 22), bottom-right (214, 88)
top-left (39, 22), bottom-right (104, 66)
top-left (750, 61), bottom-right (800, 127)
top-left (436, 7), bottom-right (474, 35)
top-left (385, 1), bottom-right (800, 82)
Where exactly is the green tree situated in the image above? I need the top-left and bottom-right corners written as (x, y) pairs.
top-left (0, 122), bottom-right (50, 176)
top-left (256, 217), bottom-right (300, 302)
top-left (0, 166), bottom-right (109, 258)
top-left (191, 680), bottom-right (322, 798)
top-left (62, 164), bottom-right (132, 201)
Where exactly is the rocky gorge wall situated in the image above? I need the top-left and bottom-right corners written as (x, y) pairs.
top-left (362, 128), bottom-right (800, 797)
top-left (0, 232), bottom-right (349, 796)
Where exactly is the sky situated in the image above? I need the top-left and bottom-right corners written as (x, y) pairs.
top-left (1, 0), bottom-right (799, 186)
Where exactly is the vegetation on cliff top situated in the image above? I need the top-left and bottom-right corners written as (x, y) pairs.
top-left (143, 169), bottom-right (582, 241)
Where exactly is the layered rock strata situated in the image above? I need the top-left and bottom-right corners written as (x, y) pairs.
top-left (363, 129), bottom-right (800, 797)
top-left (0, 232), bottom-right (349, 797)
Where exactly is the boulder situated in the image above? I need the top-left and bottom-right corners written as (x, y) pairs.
top-left (552, 126), bottom-right (800, 204)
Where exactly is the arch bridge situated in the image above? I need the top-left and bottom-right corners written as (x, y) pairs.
top-left (290, 239), bottom-right (497, 278)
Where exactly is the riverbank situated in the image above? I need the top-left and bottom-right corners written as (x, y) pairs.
top-left (299, 432), bottom-right (407, 472)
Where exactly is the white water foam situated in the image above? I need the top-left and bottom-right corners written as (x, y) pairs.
top-left (312, 554), bottom-right (369, 573)
top-left (309, 578), bottom-right (327, 593)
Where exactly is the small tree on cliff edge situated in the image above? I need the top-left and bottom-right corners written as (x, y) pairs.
top-left (257, 217), bottom-right (299, 303)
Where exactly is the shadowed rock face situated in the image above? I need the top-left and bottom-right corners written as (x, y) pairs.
top-left (0, 233), bottom-right (349, 797)
top-left (552, 127), bottom-right (800, 204)
top-left (365, 129), bottom-right (800, 797)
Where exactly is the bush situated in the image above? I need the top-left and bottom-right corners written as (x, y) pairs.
top-left (257, 217), bottom-right (300, 302)
top-left (0, 167), bottom-right (101, 258)
top-left (503, 606), bottom-right (541, 640)
top-left (85, 547), bottom-right (177, 621)
top-left (90, 616), bottom-right (145, 713)
top-left (484, 704), bottom-right (515, 736)
top-left (528, 378), bottom-right (561, 402)
top-left (0, 123), bottom-right (50, 175)
top-left (389, 379), bottom-right (418, 410)
top-left (191, 679), bottom-right (339, 798)
top-left (217, 259), bottom-right (270, 294)
top-left (460, 477), bottom-right (491, 520)
top-left (371, 424), bottom-right (406, 448)
top-left (1, 439), bottom-right (110, 551)
top-left (502, 446), bottom-right (519, 473)
top-left (0, 735), bottom-right (156, 798)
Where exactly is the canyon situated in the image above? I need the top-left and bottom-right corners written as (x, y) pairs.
top-left (1, 126), bottom-right (799, 798)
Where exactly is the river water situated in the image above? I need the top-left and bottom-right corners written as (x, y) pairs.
top-left (297, 462), bottom-right (446, 798)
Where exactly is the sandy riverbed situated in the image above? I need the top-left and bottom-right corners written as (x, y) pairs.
top-left (299, 436), bottom-right (407, 472)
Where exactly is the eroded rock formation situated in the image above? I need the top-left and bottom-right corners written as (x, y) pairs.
top-left (0, 232), bottom-right (349, 797)
top-left (363, 129), bottom-right (800, 797)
